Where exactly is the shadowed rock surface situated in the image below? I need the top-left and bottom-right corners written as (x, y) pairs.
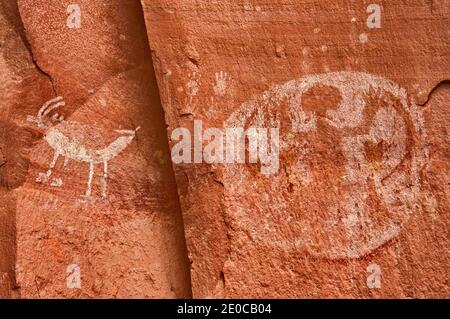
top-left (1, 0), bottom-right (54, 298)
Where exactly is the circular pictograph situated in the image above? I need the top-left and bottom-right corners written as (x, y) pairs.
top-left (224, 72), bottom-right (427, 259)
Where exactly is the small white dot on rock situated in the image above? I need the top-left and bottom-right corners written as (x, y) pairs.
top-left (314, 28), bottom-right (321, 34)
top-left (302, 47), bottom-right (311, 56)
top-left (302, 61), bottom-right (310, 69)
top-left (321, 45), bottom-right (328, 52)
top-left (351, 17), bottom-right (357, 23)
top-left (359, 33), bottom-right (368, 44)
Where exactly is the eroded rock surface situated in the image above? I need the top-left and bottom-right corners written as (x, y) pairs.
top-left (1, 0), bottom-right (54, 298)
top-left (1, 0), bottom-right (448, 299)
top-left (141, 0), bottom-right (449, 297)
top-left (1, 0), bottom-right (191, 298)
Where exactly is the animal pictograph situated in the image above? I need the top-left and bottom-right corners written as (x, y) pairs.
top-left (28, 96), bottom-right (140, 199)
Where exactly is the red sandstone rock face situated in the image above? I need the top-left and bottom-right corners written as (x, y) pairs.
top-left (1, 0), bottom-right (449, 299)
top-left (141, 0), bottom-right (449, 297)
top-left (1, 0), bottom-right (191, 298)
top-left (1, 0), bottom-right (54, 298)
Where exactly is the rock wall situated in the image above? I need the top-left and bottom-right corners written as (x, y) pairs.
top-left (0, 0), bottom-right (54, 298)
top-left (1, 0), bottom-right (191, 298)
top-left (141, 0), bottom-right (449, 298)
top-left (0, 0), bottom-right (448, 298)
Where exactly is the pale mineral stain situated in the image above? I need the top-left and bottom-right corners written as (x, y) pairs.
top-left (302, 47), bottom-right (311, 57)
top-left (359, 33), bottom-right (368, 43)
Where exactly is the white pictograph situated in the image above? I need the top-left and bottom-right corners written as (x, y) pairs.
top-left (213, 71), bottom-right (230, 97)
top-left (185, 72), bottom-right (200, 108)
top-left (28, 97), bottom-right (140, 199)
top-left (225, 71), bottom-right (427, 259)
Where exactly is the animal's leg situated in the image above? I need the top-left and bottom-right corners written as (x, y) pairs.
top-left (47, 152), bottom-right (60, 178)
top-left (37, 152), bottom-right (59, 183)
top-left (63, 157), bottom-right (70, 169)
top-left (49, 155), bottom-right (66, 187)
top-left (85, 160), bottom-right (94, 197)
top-left (101, 161), bottom-right (108, 199)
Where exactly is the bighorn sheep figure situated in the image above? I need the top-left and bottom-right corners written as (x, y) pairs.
top-left (27, 96), bottom-right (140, 199)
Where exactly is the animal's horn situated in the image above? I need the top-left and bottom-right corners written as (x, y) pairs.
top-left (43, 100), bottom-right (65, 118)
top-left (34, 96), bottom-right (64, 128)
top-left (38, 96), bottom-right (63, 118)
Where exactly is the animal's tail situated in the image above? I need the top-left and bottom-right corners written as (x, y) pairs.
top-left (115, 126), bottom-right (141, 136)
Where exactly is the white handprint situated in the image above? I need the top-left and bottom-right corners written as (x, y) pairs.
top-left (213, 71), bottom-right (230, 97)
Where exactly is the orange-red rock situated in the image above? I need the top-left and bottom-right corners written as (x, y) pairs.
top-left (1, 0), bottom-right (449, 299)
top-left (1, 0), bottom-right (191, 298)
top-left (141, 0), bottom-right (449, 297)
top-left (1, 0), bottom-right (54, 298)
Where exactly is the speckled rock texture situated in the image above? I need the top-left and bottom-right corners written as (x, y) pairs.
top-left (141, 0), bottom-right (449, 298)
top-left (1, 0), bottom-right (190, 298)
top-left (0, 0), bottom-right (44, 298)
top-left (1, 0), bottom-right (449, 299)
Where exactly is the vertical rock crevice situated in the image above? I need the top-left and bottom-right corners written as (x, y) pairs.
top-left (135, 0), bottom-right (193, 297)
top-left (0, 0), bottom-right (50, 299)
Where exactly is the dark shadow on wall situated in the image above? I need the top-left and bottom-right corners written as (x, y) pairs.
top-left (1, 0), bottom-right (31, 53)
top-left (134, 0), bottom-right (193, 298)
top-left (0, 0), bottom-right (26, 299)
